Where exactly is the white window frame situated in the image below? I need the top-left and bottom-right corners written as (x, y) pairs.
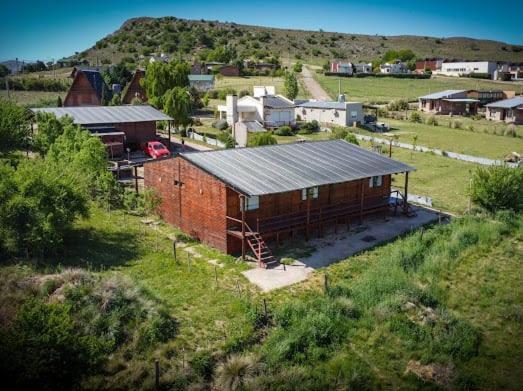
top-left (369, 176), bottom-right (383, 188)
top-left (301, 186), bottom-right (319, 200)
top-left (241, 195), bottom-right (259, 211)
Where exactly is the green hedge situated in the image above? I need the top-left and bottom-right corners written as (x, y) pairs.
top-left (0, 77), bottom-right (70, 92)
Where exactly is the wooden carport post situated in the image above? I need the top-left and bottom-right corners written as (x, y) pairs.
top-left (403, 172), bottom-right (409, 213)
top-left (240, 195), bottom-right (246, 261)
top-left (167, 121), bottom-right (171, 152)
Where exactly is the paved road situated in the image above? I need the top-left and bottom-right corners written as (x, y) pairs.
top-left (301, 66), bottom-right (332, 100)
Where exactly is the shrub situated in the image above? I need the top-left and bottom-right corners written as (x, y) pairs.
top-left (215, 354), bottom-right (260, 391)
top-left (451, 120), bottom-right (462, 129)
top-left (218, 88), bottom-right (237, 100)
top-left (207, 90), bottom-right (219, 99)
top-left (504, 125), bottom-right (517, 137)
top-left (212, 119), bottom-right (229, 130)
top-left (217, 132), bottom-right (236, 148)
top-left (274, 126), bottom-right (293, 136)
top-left (190, 351), bottom-right (215, 380)
top-left (248, 132), bottom-right (277, 147)
top-left (409, 111), bottom-right (422, 123)
top-left (0, 299), bottom-right (106, 390)
top-left (299, 120), bottom-right (320, 134)
top-left (345, 133), bottom-right (359, 145)
top-left (387, 99), bottom-right (409, 111)
top-left (425, 116), bottom-right (438, 126)
top-left (470, 166), bottom-right (523, 212)
top-left (329, 127), bottom-right (348, 139)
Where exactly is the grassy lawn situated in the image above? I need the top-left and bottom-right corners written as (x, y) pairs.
top-left (62, 206), bottom-right (257, 354)
top-left (356, 117), bottom-right (523, 159)
top-left (0, 90), bottom-right (65, 106)
top-left (390, 146), bottom-right (473, 214)
top-left (315, 73), bottom-right (523, 104)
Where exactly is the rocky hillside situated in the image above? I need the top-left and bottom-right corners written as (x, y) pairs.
top-left (74, 16), bottom-right (523, 66)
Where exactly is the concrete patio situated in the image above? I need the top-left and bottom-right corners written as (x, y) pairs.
top-left (242, 206), bottom-right (442, 292)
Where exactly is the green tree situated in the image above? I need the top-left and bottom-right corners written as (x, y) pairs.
top-left (283, 71), bottom-right (299, 100)
top-left (102, 62), bottom-right (133, 87)
top-left (141, 60), bottom-right (190, 109)
top-left (164, 87), bottom-right (192, 131)
top-left (0, 98), bottom-right (30, 155)
top-left (0, 63), bottom-right (9, 77)
top-left (471, 166), bottom-right (523, 212)
top-left (0, 299), bottom-right (105, 391)
top-left (293, 61), bottom-right (303, 73)
top-left (248, 132), bottom-right (277, 147)
top-left (33, 112), bottom-right (72, 155)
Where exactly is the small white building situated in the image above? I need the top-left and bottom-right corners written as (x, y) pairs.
top-left (438, 61), bottom-right (497, 78)
top-left (380, 61), bottom-right (409, 74)
top-left (354, 63), bottom-right (373, 74)
top-left (149, 53), bottom-right (170, 64)
top-left (295, 95), bottom-right (363, 127)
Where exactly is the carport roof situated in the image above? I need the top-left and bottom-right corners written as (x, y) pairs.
top-left (419, 90), bottom-right (467, 100)
top-left (181, 140), bottom-right (414, 196)
top-left (30, 105), bottom-right (173, 125)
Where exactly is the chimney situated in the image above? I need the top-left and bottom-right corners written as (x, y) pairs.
top-left (226, 94), bottom-right (238, 126)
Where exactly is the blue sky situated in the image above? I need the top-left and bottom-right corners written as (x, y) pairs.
top-left (2, 0), bottom-right (522, 62)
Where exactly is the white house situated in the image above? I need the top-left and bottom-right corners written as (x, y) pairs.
top-left (217, 86), bottom-right (295, 145)
top-left (438, 61), bottom-right (497, 78)
top-left (495, 63), bottom-right (523, 81)
top-left (354, 63), bottom-right (373, 74)
top-left (380, 60), bottom-right (409, 74)
top-left (295, 95), bottom-right (363, 127)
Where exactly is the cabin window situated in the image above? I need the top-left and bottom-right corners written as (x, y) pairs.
top-left (301, 186), bottom-right (319, 200)
top-left (241, 195), bottom-right (259, 211)
top-left (369, 176), bottom-right (383, 188)
top-left (350, 111), bottom-right (358, 119)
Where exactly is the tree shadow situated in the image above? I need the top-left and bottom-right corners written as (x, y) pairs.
top-left (49, 226), bottom-right (141, 270)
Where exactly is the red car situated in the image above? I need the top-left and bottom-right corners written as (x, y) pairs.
top-left (143, 141), bottom-right (170, 159)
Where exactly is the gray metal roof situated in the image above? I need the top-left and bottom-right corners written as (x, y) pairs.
top-left (262, 95), bottom-right (294, 108)
top-left (419, 90), bottom-right (467, 100)
top-left (297, 101), bottom-right (346, 110)
top-left (30, 105), bottom-right (173, 125)
top-left (485, 96), bottom-right (523, 108)
top-left (189, 74), bottom-right (215, 82)
top-left (442, 98), bottom-right (479, 102)
top-left (181, 140), bottom-right (414, 196)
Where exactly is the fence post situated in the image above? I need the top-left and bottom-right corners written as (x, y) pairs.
top-left (324, 274), bottom-right (329, 293)
top-left (173, 241), bottom-right (177, 263)
top-left (214, 265), bottom-right (218, 288)
top-left (155, 360), bottom-right (160, 390)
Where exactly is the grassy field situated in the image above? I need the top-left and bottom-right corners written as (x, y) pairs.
top-left (315, 73), bottom-right (523, 103)
top-left (0, 90), bottom-right (65, 106)
top-left (1, 195), bottom-right (521, 389)
top-left (356, 117), bottom-right (523, 159)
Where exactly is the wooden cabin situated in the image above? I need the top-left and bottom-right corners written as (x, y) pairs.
top-left (122, 70), bottom-right (147, 104)
top-left (144, 140), bottom-right (415, 267)
top-left (64, 69), bottom-right (111, 107)
top-left (31, 105), bottom-right (173, 151)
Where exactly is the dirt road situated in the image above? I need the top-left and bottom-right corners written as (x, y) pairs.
top-left (300, 66), bottom-right (331, 100)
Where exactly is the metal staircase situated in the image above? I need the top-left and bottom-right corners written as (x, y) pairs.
top-left (245, 230), bottom-right (278, 269)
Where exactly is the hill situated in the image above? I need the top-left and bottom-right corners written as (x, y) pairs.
top-left (73, 16), bottom-right (523, 66)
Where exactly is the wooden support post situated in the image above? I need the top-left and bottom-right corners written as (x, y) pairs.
top-left (359, 179), bottom-right (365, 224)
top-left (319, 208), bottom-right (323, 237)
top-left (240, 195), bottom-right (246, 262)
top-left (324, 274), bottom-right (329, 293)
top-left (389, 139), bottom-right (392, 157)
top-left (167, 121), bottom-right (171, 152)
top-left (404, 172), bottom-right (409, 214)
top-left (306, 196), bottom-right (311, 241)
top-left (134, 166), bottom-right (139, 194)
top-left (173, 241), bottom-right (177, 263)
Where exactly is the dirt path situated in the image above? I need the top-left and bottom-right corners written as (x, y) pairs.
top-left (301, 66), bottom-right (332, 100)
